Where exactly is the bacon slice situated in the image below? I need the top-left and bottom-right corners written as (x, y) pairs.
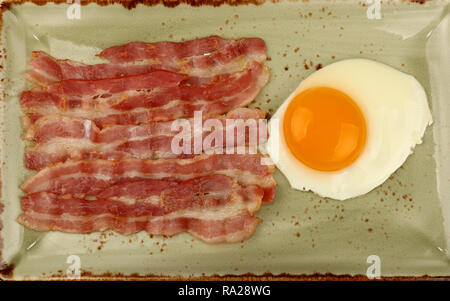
top-left (21, 154), bottom-right (276, 203)
top-left (21, 70), bottom-right (186, 111)
top-left (21, 62), bottom-right (269, 127)
top-left (19, 175), bottom-right (263, 242)
top-left (24, 108), bottom-right (268, 170)
top-left (18, 211), bottom-right (259, 243)
top-left (25, 102), bottom-right (266, 143)
top-left (98, 35), bottom-right (231, 63)
top-left (26, 36), bottom-right (267, 85)
top-left (21, 175), bottom-right (262, 216)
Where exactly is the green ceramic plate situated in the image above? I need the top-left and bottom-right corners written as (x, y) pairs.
top-left (0, 0), bottom-right (449, 280)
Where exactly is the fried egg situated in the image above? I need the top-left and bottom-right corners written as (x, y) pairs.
top-left (267, 59), bottom-right (432, 200)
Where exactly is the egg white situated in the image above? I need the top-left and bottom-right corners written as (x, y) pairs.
top-left (267, 59), bottom-right (432, 200)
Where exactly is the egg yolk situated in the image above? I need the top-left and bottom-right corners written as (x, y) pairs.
top-left (283, 87), bottom-right (366, 171)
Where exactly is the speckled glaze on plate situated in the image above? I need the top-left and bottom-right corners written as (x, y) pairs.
top-left (0, 0), bottom-right (449, 280)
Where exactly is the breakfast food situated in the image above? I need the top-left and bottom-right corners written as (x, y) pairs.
top-left (23, 108), bottom-right (267, 170)
top-left (21, 154), bottom-right (276, 203)
top-left (267, 59), bottom-right (432, 200)
top-left (26, 36), bottom-right (267, 85)
top-left (21, 61), bottom-right (269, 127)
top-left (19, 176), bottom-right (263, 243)
top-left (18, 36), bottom-right (274, 243)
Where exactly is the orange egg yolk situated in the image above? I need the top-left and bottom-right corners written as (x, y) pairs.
top-left (283, 87), bottom-right (366, 171)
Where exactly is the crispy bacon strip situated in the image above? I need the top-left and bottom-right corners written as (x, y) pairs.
top-left (26, 36), bottom-right (267, 85)
top-left (21, 70), bottom-right (186, 111)
top-left (19, 175), bottom-right (263, 242)
top-left (98, 35), bottom-right (231, 63)
top-left (21, 176), bottom-right (263, 216)
top-left (21, 153), bottom-right (276, 203)
top-left (18, 211), bottom-right (259, 243)
top-left (24, 108), bottom-right (268, 170)
top-left (21, 62), bottom-right (269, 127)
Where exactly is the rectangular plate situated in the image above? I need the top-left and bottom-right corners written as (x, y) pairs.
top-left (0, 0), bottom-right (449, 280)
